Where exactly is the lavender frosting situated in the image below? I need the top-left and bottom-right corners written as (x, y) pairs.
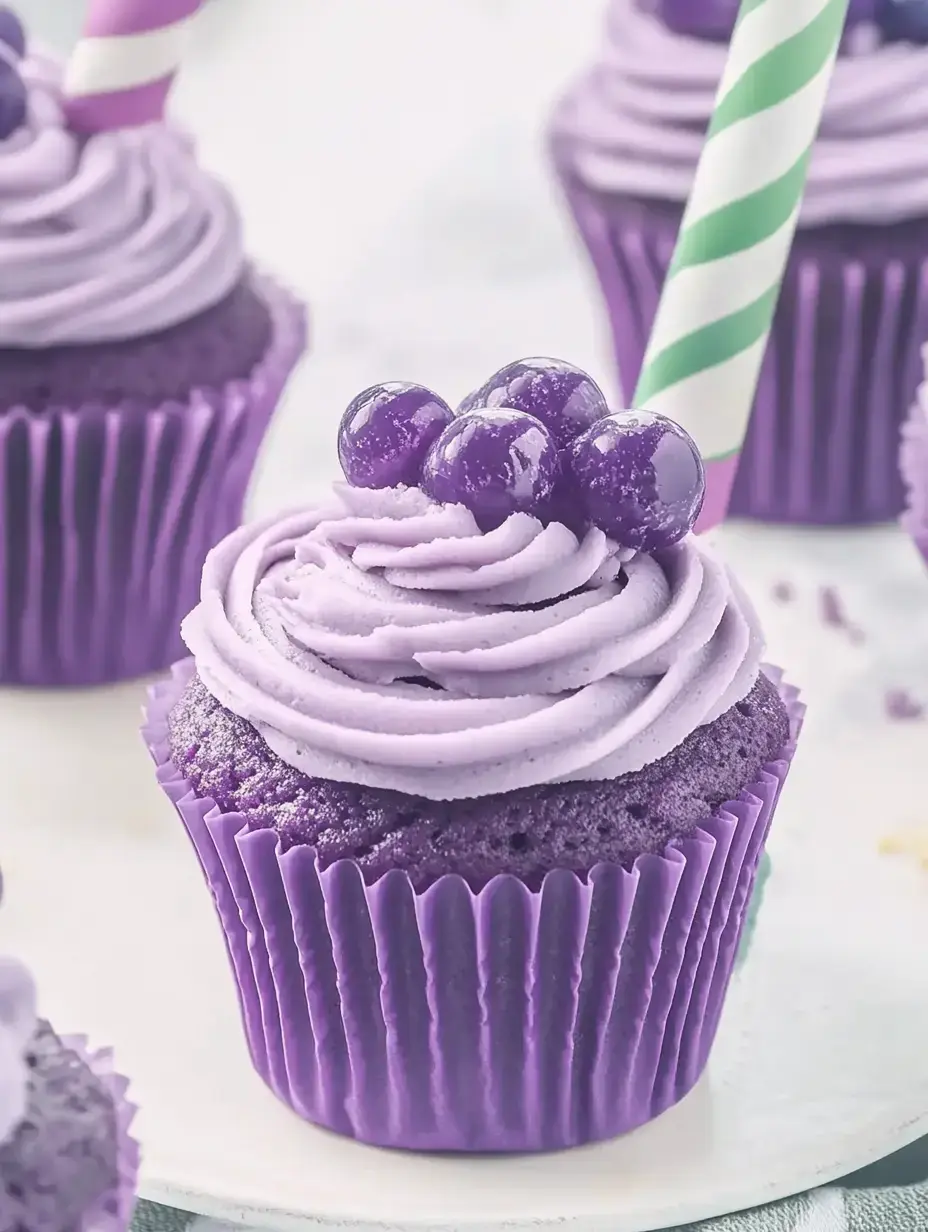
top-left (0, 957), bottom-right (36, 1146)
top-left (182, 485), bottom-right (764, 800)
top-left (553, 0), bottom-right (928, 226)
top-left (0, 50), bottom-right (245, 348)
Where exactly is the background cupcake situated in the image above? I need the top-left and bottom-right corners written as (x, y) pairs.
top-left (551, 0), bottom-right (928, 526)
top-left (0, 7), bottom-right (306, 686)
top-left (901, 344), bottom-right (928, 565)
top-left (145, 362), bottom-right (802, 1152)
top-left (0, 950), bottom-right (138, 1231)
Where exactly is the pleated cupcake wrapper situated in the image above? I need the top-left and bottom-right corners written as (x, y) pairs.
top-left (0, 273), bottom-right (307, 687)
top-left (553, 147), bottom-right (928, 526)
top-left (59, 1035), bottom-right (140, 1232)
top-left (144, 661), bottom-right (803, 1153)
top-left (734, 848), bottom-right (772, 971)
top-left (900, 364), bottom-right (928, 566)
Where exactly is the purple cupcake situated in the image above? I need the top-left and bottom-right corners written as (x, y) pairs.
top-left (0, 956), bottom-right (139, 1231)
top-left (0, 14), bottom-right (307, 686)
top-left (551, 0), bottom-right (928, 526)
top-left (145, 363), bottom-right (802, 1151)
top-left (901, 344), bottom-right (928, 564)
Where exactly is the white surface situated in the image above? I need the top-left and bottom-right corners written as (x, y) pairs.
top-left (5, 2), bottom-right (928, 1231)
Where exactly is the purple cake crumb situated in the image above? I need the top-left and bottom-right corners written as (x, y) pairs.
top-left (772, 581), bottom-right (794, 603)
top-left (885, 689), bottom-right (926, 721)
top-left (167, 672), bottom-right (790, 891)
top-left (0, 1022), bottom-right (119, 1232)
top-left (0, 275), bottom-right (273, 414)
top-left (819, 585), bottom-right (865, 643)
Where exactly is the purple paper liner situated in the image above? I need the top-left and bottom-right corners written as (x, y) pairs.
top-left (143, 661), bottom-right (803, 1153)
top-left (59, 1034), bottom-right (140, 1232)
top-left (0, 272), bottom-right (307, 688)
top-left (553, 148), bottom-right (928, 526)
top-left (900, 359), bottom-right (928, 566)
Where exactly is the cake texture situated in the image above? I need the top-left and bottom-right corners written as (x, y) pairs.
top-left (551, 0), bottom-right (928, 525)
top-left (0, 34), bottom-right (307, 687)
top-left (0, 958), bottom-right (139, 1232)
top-left (901, 344), bottom-right (928, 565)
top-left (146, 457), bottom-right (802, 1150)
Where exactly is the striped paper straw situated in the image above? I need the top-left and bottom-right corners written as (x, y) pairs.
top-left (633, 0), bottom-right (851, 532)
top-left (64, 0), bottom-right (204, 133)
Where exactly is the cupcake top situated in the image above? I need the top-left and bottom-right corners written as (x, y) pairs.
top-left (0, 9), bottom-right (245, 349)
top-left (552, 0), bottom-right (928, 226)
top-left (0, 956), bottom-right (35, 1145)
top-left (181, 360), bottom-right (765, 801)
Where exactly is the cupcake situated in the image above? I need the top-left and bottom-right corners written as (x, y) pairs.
top-left (0, 9), bottom-right (307, 686)
top-left (0, 954), bottom-right (139, 1230)
top-left (901, 344), bottom-right (928, 565)
top-left (145, 359), bottom-right (803, 1152)
top-left (551, 0), bottom-right (928, 526)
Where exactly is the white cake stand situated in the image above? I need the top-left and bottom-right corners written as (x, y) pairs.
top-left (1, 522), bottom-right (927, 1232)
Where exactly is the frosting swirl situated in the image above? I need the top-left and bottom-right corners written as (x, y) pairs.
top-left (553, 0), bottom-right (928, 226)
top-left (0, 957), bottom-right (36, 1146)
top-left (0, 51), bottom-right (244, 347)
top-left (182, 485), bottom-right (764, 800)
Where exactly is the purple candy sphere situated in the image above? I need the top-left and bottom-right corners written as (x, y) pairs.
top-left (0, 61), bottom-right (25, 141)
top-left (568, 409), bottom-right (705, 551)
top-left (879, 0), bottom-right (928, 42)
top-left (0, 7), bottom-right (25, 59)
top-left (457, 357), bottom-right (608, 451)
top-left (338, 382), bottom-right (453, 490)
top-left (422, 408), bottom-right (559, 531)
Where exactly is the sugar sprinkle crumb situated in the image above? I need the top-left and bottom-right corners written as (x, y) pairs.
top-left (885, 689), bottom-right (926, 721)
top-left (880, 828), bottom-right (928, 870)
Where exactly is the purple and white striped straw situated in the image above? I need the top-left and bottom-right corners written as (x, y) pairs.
top-left (63, 0), bottom-right (204, 133)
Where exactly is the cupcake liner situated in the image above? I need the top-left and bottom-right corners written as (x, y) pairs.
top-left (59, 1034), bottom-right (140, 1232)
top-left (144, 661), bottom-right (803, 1153)
top-left (554, 151), bottom-right (928, 526)
top-left (734, 849), bottom-right (772, 971)
top-left (900, 361), bottom-right (928, 565)
top-left (0, 273), bottom-right (307, 687)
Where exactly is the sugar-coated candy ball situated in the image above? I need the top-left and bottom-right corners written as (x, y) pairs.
top-left (338, 382), bottom-right (453, 490)
top-left (422, 409), bottom-right (559, 531)
top-left (0, 7), bottom-right (25, 59)
top-left (457, 357), bottom-right (608, 451)
top-left (567, 409), bottom-right (705, 550)
top-left (0, 62), bottom-right (25, 141)
top-left (878, 0), bottom-right (928, 43)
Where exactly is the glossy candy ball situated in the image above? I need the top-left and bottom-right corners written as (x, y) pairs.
top-left (878, 0), bottom-right (928, 43)
top-left (568, 409), bottom-right (705, 550)
top-left (0, 62), bottom-right (25, 142)
top-left (458, 357), bottom-right (608, 451)
top-left (422, 409), bottom-right (559, 531)
top-left (338, 382), bottom-right (453, 490)
top-left (0, 7), bottom-right (25, 59)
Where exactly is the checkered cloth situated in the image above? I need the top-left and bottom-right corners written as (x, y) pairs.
top-left (130, 1147), bottom-right (928, 1232)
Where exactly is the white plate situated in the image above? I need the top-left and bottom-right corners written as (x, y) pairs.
top-left (1, 524), bottom-right (928, 1232)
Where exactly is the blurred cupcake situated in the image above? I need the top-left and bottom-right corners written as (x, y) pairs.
top-left (145, 360), bottom-right (802, 1152)
top-left (901, 344), bottom-right (928, 564)
top-left (0, 954), bottom-right (139, 1231)
top-left (0, 11), bottom-right (306, 686)
top-left (551, 0), bottom-right (928, 526)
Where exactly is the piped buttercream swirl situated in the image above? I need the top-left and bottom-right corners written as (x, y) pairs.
top-left (553, 0), bottom-right (928, 226)
top-left (0, 50), bottom-right (244, 347)
top-left (182, 485), bottom-right (764, 800)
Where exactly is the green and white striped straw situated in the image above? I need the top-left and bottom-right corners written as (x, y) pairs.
top-left (633, 0), bottom-right (851, 532)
